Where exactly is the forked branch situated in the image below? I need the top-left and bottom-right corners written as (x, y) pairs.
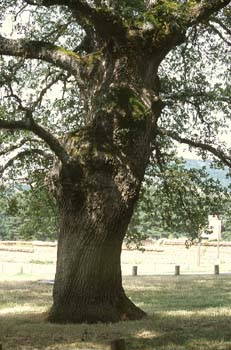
top-left (0, 149), bottom-right (52, 177)
top-left (0, 138), bottom-right (42, 157)
top-left (23, 0), bottom-right (128, 42)
top-left (187, 0), bottom-right (231, 26)
top-left (0, 117), bottom-right (69, 165)
top-left (159, 129), bottom-right (231, 168)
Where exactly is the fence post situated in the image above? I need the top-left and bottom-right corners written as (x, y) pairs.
top-left (214, 265), bottom-right (219, 275)
top-left (110, 339), bottom-right (126, 350)
top-left (175, 265), bottom-right (180, 276)
top-left (132, 266), bottom-right (138, 276)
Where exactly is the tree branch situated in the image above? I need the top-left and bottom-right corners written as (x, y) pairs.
top-left (159, 128), bottom-right (231, 168)
top-left (187, 0), bottom-right (231, 26)
top-left (140, 1), bottom-right (231, 62)
top-left (23, 0), bottom-right (128, 43)
top-left (210, 16), bottom-right (231, 36)
top-left (206, 22), bottom-right (231, 46)
top-left (0, 36), bottom-right (86, 77)
top-left (0, 149), bottom-right (52, 177)
top-left (33, 71), bottom-right (67, 108)
top-left (163, 91), bottom-right (230, 105)
top-left (0, 117), bottom-right (70, 165)
top-left (28, 117), bottom-right (70, 163)
top-left (0, 138), bottom-right (42, 157)
top-left (0, 119), bottom-right (27, 131)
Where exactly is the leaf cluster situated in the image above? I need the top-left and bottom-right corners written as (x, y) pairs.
top-left (127, 157), bottom-right (230, 244)
top-left (0, 183), bottom-right (57, 241)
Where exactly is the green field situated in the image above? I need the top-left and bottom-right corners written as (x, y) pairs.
top-left (1, 275), bottom-right (231, 350)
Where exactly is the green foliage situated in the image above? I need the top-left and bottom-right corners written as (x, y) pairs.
top-left (17, 188), bottom-right (57, 241)
top-left (110, 0), bottom-right (146, 20)
top-left (158, 6), bottom-right (231, 146)
top-left (127, 158), bottom-right (230, 243)
top-left (144, 1), bottom-right (181, 28)
top-left (0, 188), bottom-right (22, 240)
top-left (0, 185), bottom-right (57, 241)
top-left (110, 0), bottom-right (194, 31)
top-left (220, 201), bottom-right (231, 240)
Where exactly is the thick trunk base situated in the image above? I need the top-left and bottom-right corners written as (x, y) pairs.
top-left (48, 157), bottom-right (147, 324)
top-left (48, 293), bottom-right (146, 324)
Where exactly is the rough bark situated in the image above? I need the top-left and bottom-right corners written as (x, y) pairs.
top-left (46, 40), bottom-right (166, 322)
top-left (48, 105), bottom-right (160, 322)
top-left (48, 174), bottom-right (146, 323)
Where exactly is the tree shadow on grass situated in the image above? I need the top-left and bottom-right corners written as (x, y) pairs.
top-left (1, 276), bottom-right (231, 349)
top-left (0, 280), bottom-right (53, 308)
top-left (2, 311), bottom-right (231, 350)
top-left (125, 275), bottom-right (231, 349)
top-left (127, 275), bottom-right (231, 312)
top-left (127, 312), bottom-right (231, 349)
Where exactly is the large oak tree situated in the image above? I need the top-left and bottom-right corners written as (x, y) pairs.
top-left (0, 0), bottom-right (231, 323)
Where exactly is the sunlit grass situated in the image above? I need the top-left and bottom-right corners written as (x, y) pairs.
top-left (1, 275), bottom-right (231, 349)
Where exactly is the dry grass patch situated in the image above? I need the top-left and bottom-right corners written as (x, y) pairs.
top-left (1, 276), bottom-right (231, 349)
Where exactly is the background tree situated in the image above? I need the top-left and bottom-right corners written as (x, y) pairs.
top-left (127, 157), bottom-right (230, 244)
top-left (0, 185), bottom-right (22, 240)
top-left (0, 180), bottom-right (57, 240)
top-left (0, 0), bottom-right (230, 323)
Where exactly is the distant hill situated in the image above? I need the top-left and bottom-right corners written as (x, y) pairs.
top-left (185, 159), bottom-right (230, 187)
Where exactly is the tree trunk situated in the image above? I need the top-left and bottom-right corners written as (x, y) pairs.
top-left (48, 50), bottom-right (162, 323)
top-left (48, 166), bottom-right (146, 323)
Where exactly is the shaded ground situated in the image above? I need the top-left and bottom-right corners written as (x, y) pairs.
top-left (1, 275), bottom-right (231, 349)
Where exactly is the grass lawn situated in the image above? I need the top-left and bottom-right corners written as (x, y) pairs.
top-left (1, 275), bottom-right (231, 350)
